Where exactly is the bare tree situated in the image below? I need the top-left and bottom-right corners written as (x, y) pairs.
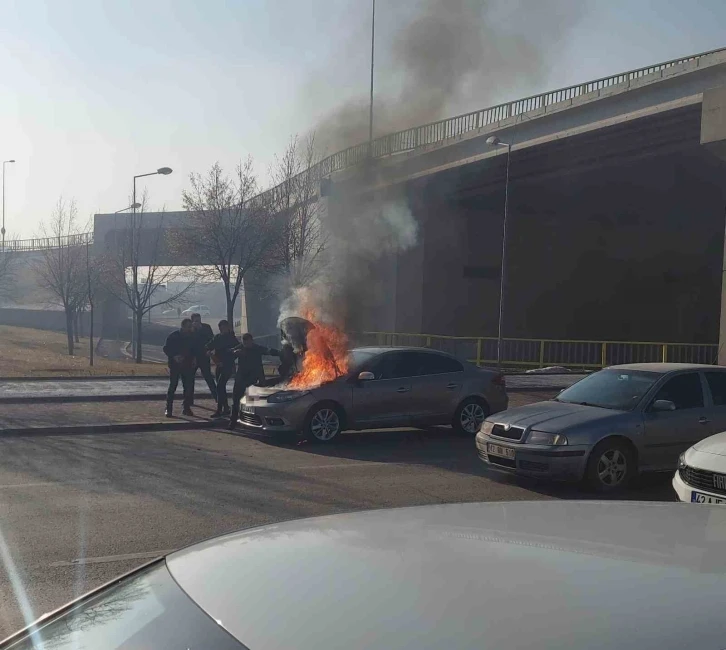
top-left (34, 199), bottom-right (88, 355)
top-left (176, 159), bottom-right (275, 325)
top-left (100, 194), bottom-right (194, 363)
top-left (268, 134), bottom-right (328, 289)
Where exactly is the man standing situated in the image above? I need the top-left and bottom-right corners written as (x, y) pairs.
top-left (163, 318), bottom-right (196, 417)
top-left (190, 312), bottom-right (217, 405)
top-left (228, 333), bottom-right (280, 430)
top-left (206, 320), bottom-right (239, 418)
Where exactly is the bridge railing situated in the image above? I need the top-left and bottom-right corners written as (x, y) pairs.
top-left (3, 232), bottom-right (93, 252)
top-left (255, 45), bottom-right (726, 208)
top-left (354, 332), bottom-right (719, 369)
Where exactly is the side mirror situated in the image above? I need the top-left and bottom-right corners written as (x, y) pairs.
top-left (652, 399), bottom-right (676, 412)
top-left (358, 371), bottom-right (375, 381)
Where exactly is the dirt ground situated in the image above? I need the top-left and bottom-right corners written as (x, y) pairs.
top-left (0, 326), bottom-right (167, 377)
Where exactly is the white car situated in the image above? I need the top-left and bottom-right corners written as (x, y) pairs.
top-left (673, 431), bottom-right (726, 504)
top-left (181, 304), bottom-right (211, 318)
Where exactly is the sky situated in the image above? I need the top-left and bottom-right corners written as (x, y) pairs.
top-left (0, 0), bottom-right (725, 238)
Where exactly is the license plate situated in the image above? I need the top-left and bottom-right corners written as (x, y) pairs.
top-left (487, 443), bottom-right (515, 460)
top-left (241, 405), bottom-right (255, 414)
top-left (691, 491), bottom-right (726, 505)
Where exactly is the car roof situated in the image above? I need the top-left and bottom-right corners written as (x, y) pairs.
top-left (351, 346), bottom-right (453, 356)
top-left (608, 362), bottom-right (724, 373)
top-left (166, 502), bottom-right (726, 650)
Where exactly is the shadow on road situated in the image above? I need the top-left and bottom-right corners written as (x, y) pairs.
top-left (272, 425), bottom-right (676, 502)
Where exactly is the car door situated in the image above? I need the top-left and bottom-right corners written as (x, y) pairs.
top-left (409, 351), bottom-right (465, 424)
top-left (642, 372), bottom-right (710, 469)
top-left (351, 351), bottom-right (418, 428)
top-left (703, 371), bottom-right (726, 435)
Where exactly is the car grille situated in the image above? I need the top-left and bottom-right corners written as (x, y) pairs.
top-left (240, 412), bottom-right (262, 427)
top-left (487, 455), bottom-right (516, 469)
top-left (680, 465), bottom-right (726, 497)
top-left (490, 424), bottom-right (525, 442)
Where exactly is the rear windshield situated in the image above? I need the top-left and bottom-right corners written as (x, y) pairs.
top-left (4, 562), bottom-right (244, 650)
top-left (556, 369), bottom-right (659, 411)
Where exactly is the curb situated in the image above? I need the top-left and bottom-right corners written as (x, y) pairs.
top-left (0, 393), bottom-right (172, 404)
top-left (122, 342), bottom-right (165, 365)
top-left (0, 420), bottom-right (216, 437)
top-left (0, 375), bottom-right (167, 383)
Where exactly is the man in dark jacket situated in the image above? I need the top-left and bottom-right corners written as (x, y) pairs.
top-left (190, 313), bottom-right (217, 405)
top-left (206, 319), bottom-right (239, 418)
top-left (163, 318), bottom-right (196, 417)
top-left (229, 333), bottom-right (280, 430)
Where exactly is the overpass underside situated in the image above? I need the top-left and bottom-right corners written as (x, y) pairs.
top-left (370, 101), bottom-right (726, 346)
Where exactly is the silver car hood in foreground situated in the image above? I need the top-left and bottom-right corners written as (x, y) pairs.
top-left (489, 399), bottom-right (629, 433)
top-left (166, 502), bottom-right (726, 650)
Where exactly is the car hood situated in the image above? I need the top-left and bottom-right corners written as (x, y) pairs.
top-left (693, 431), bottom-right (726, 457)
top-left (166, 502), bottom-right (726, 650)
top-left (488, 399), bottom-right (627, 433)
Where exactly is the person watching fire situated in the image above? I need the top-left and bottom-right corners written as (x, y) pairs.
top-left (228, 333), bottom-right (280, 430)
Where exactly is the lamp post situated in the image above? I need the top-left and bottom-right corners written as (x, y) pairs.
top-left (2, 159), bottom-right (15, 249)
top-left (130, 167), bottom-right (173, 360)
top-left (486, 136), bottom-right (511, 369)
top-left (368, 0), bottom-right (376, 153)
top-left (115, 202), bottom-right (141, 214)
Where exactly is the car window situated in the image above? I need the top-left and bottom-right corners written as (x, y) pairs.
top-left (557, 369), bottom-right (659, 410)
top-left (705, 372), bottom-right (726, 406)
top-left (375, 352), bottom-right (421, 380)
top-left (652, 373), bottom-right (704, 410)
top-left (418, 352), bottom-right (463, 375)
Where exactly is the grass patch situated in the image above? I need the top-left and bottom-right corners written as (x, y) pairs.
top-left (0, 325), bottom-right (167, 377)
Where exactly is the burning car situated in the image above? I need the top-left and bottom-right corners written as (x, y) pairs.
top-left (239, 344), bottom-right (509, 443)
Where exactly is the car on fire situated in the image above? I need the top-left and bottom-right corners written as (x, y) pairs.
top-left (239, 346), bottom-right (508, 442)
top-left (476, 363), bottom-right (726, 492)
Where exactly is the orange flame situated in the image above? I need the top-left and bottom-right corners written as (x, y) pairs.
top-left (289, 312), bottom-right (349, 390)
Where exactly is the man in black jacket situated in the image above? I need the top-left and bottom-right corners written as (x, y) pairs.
top-left (163, 318), bottom-right (196, 417)
top-left (190, 313), bottom-right (217, 405)
top-left (229, 333), bottom-right (280, 430)
top-left (206, 319), bottom-right (239, 418)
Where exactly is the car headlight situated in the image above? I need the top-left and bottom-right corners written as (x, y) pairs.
top-left (479, 421), bottom-right (494, 436)
top-left (267, 390), bottom-right (311, 404)
top-left (526, 431), bottom-right (568, 446)
top-left (678, 452), bottom-right (687, 470)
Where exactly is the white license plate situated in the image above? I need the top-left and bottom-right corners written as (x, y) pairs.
top-left (241, 405), bottom-right (255, 414)
top-left (691, 491), bottom-right (726, 505)
top-left (487, 443), bottom-right (515, 460)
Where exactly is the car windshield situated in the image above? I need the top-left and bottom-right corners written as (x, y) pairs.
top-left (556, 369), bottom-right (660, 410)
top-left (348, 349), bottom-right (378, 371)
top-left (4, 562), bottom-right (244, 650)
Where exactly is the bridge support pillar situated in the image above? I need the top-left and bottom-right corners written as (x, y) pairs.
top-left (702, 87), bottom-right (726, 364)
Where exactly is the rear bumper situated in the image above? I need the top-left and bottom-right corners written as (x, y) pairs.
top-left (475, 433), bottom-right (589, 481)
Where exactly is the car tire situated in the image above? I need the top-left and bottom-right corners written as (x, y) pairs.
top-left (303, 402), bottom-right (345, 444)
top-left (585, 438), bottom-right (635, 492)
top-left (452, 397), bottom-right (490, 436)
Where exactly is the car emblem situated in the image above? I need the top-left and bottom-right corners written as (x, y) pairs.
top-left (504, 424), bottom-right (511, 431)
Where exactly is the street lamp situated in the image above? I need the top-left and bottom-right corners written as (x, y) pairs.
top-left (114, 202), bottom-right (142, 214)
top-left (369, 0), bottom-right (376, 152)
top-left (130, 167), bottom-right (173, 360)
top-left (2, 159), bottom-right (15, 249)
top-left (486, 136), bottom-right (512, 369)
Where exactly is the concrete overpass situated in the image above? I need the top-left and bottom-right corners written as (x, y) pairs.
top-left (7, 46), bottom-right (726, 357)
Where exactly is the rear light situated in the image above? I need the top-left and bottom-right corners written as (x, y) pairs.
top-left (493, 374), bottom-right (506, 388)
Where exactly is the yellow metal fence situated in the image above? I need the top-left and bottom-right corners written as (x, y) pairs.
top-left (355, 332), bottom-right (719, 369)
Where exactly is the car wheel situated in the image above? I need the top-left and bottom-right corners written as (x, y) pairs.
top-left (453, 398), bottom-right (490, 436)
top-left (585, 439), bottom-right (635, 492)
top-left (304, 403), bottom-right (344, 443)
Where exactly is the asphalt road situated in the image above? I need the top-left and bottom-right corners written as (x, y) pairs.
top-left (0, 423), bottom-right (675, 637)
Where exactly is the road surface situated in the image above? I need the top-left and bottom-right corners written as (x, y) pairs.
top-left (0, 423), bottom-right (673, 637)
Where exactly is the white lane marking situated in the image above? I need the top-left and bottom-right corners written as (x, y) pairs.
top-left (0, 482), bottom-right (63, 489)
top-left (50, 550), bottom-right (172, 568)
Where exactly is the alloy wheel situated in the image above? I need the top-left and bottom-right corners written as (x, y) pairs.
top-left (460, 403), bottom-right (486, 434)
top-left (310, 408), bottom-right (341, 441)
top-left (596, 449), bottom-right (627, 487)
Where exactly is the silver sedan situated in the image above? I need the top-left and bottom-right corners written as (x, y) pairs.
top-left (239, 347), bottom-right (508, 442)
top-left (476, 363), bottom-right (726, 491)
